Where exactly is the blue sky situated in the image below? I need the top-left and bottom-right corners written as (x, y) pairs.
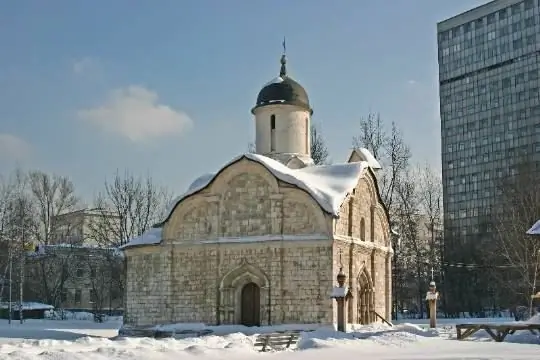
top-left (0, 0), bottom-right (488, 200)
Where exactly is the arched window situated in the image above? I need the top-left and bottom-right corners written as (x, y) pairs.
top-left (270, 115), bottom-right (276, 151)
top-left (360, 218), bottom-right (366, 241)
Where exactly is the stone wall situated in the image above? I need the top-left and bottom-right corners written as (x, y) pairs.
top-left (123, 241), bottom-right (334, 327)
top-left (163, 159), bottom-right (331, 242)
top-left (123, 157), bottom-right (392, 328)
top-left (124, 158), bottom-right (335, 327)
top-left (332, 168), bottom-right (392, 322)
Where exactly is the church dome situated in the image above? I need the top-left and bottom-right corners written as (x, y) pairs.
top-left (251, 54), bottom-right (312, 115)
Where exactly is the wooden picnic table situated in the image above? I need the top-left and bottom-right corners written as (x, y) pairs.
top-left (456, 322), bottom-right (540, 342)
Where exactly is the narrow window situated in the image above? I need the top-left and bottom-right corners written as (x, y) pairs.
top-left (270, 114), bottom-right (276, 151)
top-left (360, 218), bottom-right (366, 241)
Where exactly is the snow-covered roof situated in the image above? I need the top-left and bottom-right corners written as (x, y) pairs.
top-left (526, 220), bottom-right (540, 235)
top-left (119, 227), bottom-right (163, 249)
top-left (163, 153), bottom-right (368, 220)
top-left (349, 148), bottom-right (382, 170)
top-left (122, 151), bottom-right (382, 250)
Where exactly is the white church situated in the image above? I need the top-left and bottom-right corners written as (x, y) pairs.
top-left (120, 51), bottom-right (393, 329)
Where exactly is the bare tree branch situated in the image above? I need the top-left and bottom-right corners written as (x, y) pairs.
top-left (87, 170), bottom-right (171, 247)
top-left (310, 123), bottom-right (329, 165)
top-left (492, 160), bottom-right (540, 307)
top-left (27, 171), bottom-right (79, 245)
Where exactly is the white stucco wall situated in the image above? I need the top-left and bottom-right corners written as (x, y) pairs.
top-left (253, 104), bottom-right (311, 160)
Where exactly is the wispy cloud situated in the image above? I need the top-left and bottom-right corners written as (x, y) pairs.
top-left (0, 133), bottom-right (32, 160)
top-left (72, 57), bottom-right (98, 75)
top-left (77, 86), bottom-right (193, 142)
top-left (407, 80), bottom-right (417, 85)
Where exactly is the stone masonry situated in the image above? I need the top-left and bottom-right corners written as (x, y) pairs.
top-left (123, 156), bottom-right (392, 328)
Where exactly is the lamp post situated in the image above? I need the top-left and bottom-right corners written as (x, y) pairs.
top-left (529, 249), bottom-right (540, 318)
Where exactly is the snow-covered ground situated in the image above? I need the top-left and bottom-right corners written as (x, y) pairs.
top-left (0, 316), bottom-right (538, 360)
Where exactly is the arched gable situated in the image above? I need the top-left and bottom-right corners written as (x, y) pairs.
top-left (220, 261), bottom-right (270, 289)
top-left (282, 189), bottom-right (330, 235)
top-left (162, 196), bottom-right (214, 242)
top-left (210, 158), bottom-right (279, 195)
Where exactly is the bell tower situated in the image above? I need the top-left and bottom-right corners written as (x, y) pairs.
top-left (251, 42), bottom-right (313, 168)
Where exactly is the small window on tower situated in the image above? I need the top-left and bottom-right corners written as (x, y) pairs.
top-left (271, 115), bottom-right (276, 129)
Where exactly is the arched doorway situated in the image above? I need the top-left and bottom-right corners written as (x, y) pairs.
top-left (241, 282), bottom-right (260, 326)
top-left (357, 269), bottom-right (375, 324)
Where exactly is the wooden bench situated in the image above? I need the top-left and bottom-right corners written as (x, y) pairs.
top-left (254, 331), bottom-right (304, 352)
top-left (456, 323), bottom-right (540, 342)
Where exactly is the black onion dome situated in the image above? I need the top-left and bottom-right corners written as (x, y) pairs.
top-left (251, 55), bottom-right (313, 115)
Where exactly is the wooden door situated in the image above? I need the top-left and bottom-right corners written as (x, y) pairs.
top-left (241, 282), bottom-right (260, 326)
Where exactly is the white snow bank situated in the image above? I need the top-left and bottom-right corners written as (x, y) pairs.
top-left (2, 319), bottom-right (540, 359)
top-left (297, 323), bottom-right (439, 349)
top-left (526, 314), bottom-right (540, 324)
top-left (526, 219), bottom-right (540, 235)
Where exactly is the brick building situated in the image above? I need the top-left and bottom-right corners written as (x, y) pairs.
top-left (121, 52), bottom-right (393, 328)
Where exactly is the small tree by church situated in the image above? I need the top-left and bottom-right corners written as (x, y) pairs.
top-left (310, 123), bottom-right (329, 165)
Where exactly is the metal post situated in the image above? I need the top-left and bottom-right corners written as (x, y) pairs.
top-left (19, 223), bottom-right (24, 324)
top-left (8, 236), bottom-right (12, 325)
top-left (529, 249), bottom-right (540, 318)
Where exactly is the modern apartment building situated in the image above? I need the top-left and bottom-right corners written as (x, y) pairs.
top-left (437, 0), bottom-right (540, 312)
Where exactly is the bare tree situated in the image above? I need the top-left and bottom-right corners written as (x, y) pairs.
top-left (88, 170), bottom-right (172, 247)
top-left (247, 142), bottom-right (256, 153)
top-left (310, 123), bottom-right (329, 165)
top-left (85, 171), bottom-right (171, 318)
top-left (394, 172), bottom-right (432, 318)
top-left (353, 113), bottom-right (386, 159)
top-left (17, 171), bottom-right (80, 308)
top-left (417, 164), bottom-right (443, 276)
top-left (2, 176), bottom-right (38, 316)
top-left (352, 114), bottom-right (411, 212)
top-left (25, 244), bottom-right (76, 308)
top-left (83, 247), bottom-right (123, 321)
top-left (352, 113), bottom-right (412, 319)
top-left (492, 161), bottom-right (540, 310)
top-left (27, 171), bottom-right (79, 245)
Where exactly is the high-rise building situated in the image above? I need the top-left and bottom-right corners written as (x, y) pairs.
top-left (437, 0), bottom-right (540, 312)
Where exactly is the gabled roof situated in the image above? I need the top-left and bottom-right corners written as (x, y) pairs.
top-left (161, 153), bottom-right (368, 222)
top-left (122, 150), bottom-right (384, 250)
top-left (348, 148), bottom-right (382, 170)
